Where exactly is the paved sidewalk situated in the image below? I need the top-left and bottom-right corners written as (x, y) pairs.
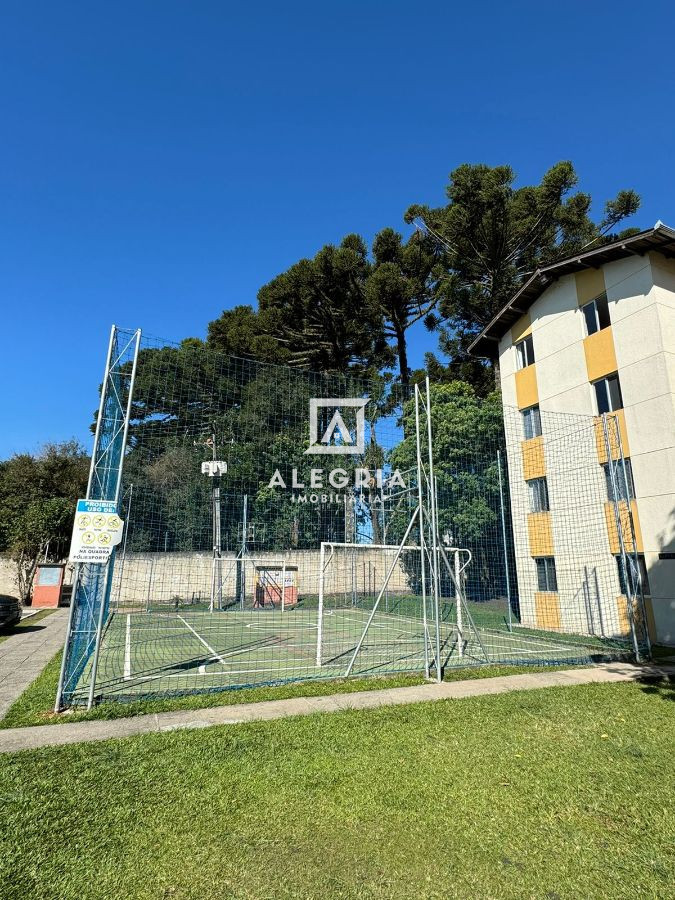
top-left (0, 609), bottom-right (68, 720)
top-left (0, 660), bottom-right (672, 754)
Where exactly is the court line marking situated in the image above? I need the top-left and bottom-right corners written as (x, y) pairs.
top-left (176, 615), bottom-right (227, 668)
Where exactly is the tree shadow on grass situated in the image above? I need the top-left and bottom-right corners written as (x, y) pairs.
top-left (637, 674), bottom-right (675, 701)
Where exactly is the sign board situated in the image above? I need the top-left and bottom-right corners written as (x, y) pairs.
top-left (201, 460), bottom-right (227, 477)
top-left (69, 499), bottom-right (124, 564)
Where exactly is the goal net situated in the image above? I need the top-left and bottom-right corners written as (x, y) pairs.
top-left (316, 542), bottom-right (435, 677)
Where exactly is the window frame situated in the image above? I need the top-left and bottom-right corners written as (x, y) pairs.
top-left (515, 334), bottom-right (535, 369)
top-left (594, 373), bottom-right (623, 415)
top-left (522, 404), bottom-right (542, 440)
top-left (535, 556), bottom-right (558, 592)
top-left (615, 554), bottom-right (650, 597)
top-left (582, 292), bottom-right (611, 336)
top-left (603, 459), bottom-right (635, 502)
top-left (527, 476), bottom-right (550, 513)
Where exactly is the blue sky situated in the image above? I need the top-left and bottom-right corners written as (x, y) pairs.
top-left (1, 1), bottom-right (674, 458)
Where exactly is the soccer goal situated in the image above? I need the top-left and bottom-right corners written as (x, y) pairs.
top-left (315, 537), bottom-right (491, 680)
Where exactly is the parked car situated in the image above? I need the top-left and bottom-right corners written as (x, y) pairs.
top-left (0, 594), bottom-right (22, 629)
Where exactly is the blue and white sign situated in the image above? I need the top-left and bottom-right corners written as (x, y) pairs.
top-left (69, 499), bottom-right (125, 564)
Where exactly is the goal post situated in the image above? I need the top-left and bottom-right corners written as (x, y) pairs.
top-left (315, 516), bottom-right (437, 678)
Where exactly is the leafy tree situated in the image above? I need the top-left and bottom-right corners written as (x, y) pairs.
top-left (0, 442), bottom-right (89, 601)
top-left (256, 234), bottom-right (391, 376)
top-left (405, 161), bottom-right (640, 388)
top-left (207, 305), bottom-right (291, 364)
top-left (10, 498), bottom-right (74, 602)
top-left (390, 381), bottom-right (507, 600)
top-left (366, 227), bottom-right (444, 387)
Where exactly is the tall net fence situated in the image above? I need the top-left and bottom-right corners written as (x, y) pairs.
top-left (58, 328), bottom-right (647, 707)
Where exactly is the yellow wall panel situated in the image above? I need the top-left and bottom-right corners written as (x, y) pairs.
top-left (515, 364), bottom-right (538, 409)
top-left (528, 512), bottom-right (554, 556)
top-left (584, 327), bottom-right (618, 382)
top-left (604, 500), bottom-right (643, 554)
top-left (616, 596), bottom-right (631, 635)
top-left (575, 268), bottom-right (606, 305)
top-left (510, 312), bottom-right (532, 345)
top-left (522, 436), bottom-right (546, 479)
top-left (594, 411), bottom-right (631, 462)
top-left (616, 594), bottom-right (652, 638)
top-left (535, 592), bottom-right (561, 631)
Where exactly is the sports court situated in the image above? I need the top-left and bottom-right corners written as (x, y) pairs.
top-left (76, 602), bottom-right (633, 703)
top-left (57, 328), bottom-right (648, 709)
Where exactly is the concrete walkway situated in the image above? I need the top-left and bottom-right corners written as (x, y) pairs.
top-left (0, 609), bottom-right (68, 720)
top-left (0, 660), bottom-right (672, 754)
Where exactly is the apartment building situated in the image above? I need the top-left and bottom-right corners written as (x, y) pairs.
top-left (470, 223), bottom-right (675, 648)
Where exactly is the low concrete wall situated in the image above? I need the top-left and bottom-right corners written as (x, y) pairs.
top-left (0, 555), bottom-right (74, 602)
top-left (110, 549), bottom-right (412, 608)
top-left (0, 556), bottom-right (18, 598)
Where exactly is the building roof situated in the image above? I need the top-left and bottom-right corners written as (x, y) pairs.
top-left (468, 221), bottom-right (675, 358)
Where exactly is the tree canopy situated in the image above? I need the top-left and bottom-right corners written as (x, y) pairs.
top-left (0, 442), bottom-right (89, 600)
top-left (405, 161), bottom-right (640, 387)
top-left (207, 161), bottom-right (639, 392)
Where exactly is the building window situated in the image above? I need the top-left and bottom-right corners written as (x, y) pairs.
top-left (603, 459), bottom-right (635, 502)
top-left (522, 404), bottom-right (542, 440)
top-left (527, 477), bottom-right (550, 513)
top-left (516, 334), bottom-right (535, 369)
top-left (582, 292), bottom-right (611, 336)
top-left (535, 557), bottom-right (558, 592)
top-left (616, 554), bottom-right (650, 597)
top-left (594, 373), bottom-right (623, 415)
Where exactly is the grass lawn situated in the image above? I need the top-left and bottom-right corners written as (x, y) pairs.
top-left (1, 679), bottom-right (673, 899)
top-left (0, 648), bottom-right (560, 728)
top-left (0, 608), bottom-right (54, 645)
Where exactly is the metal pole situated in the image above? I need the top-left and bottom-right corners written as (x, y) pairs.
top-left (281, 561), bottom-right (286, 613)
top-left (425, 377), bottom-right (442, 683)
top-left (114, 483), bottom-right (133, 608)
top-left (439, 544), bottom-right (490, 663)
top-left (240, 494), bottom-right (247, 608)
top-left (345, 506), bottom-right (420, 677)
top-left (414, 384), bottom-right (430, 679)
top-left (455, 549), bottom-right (463, 658)
top-left (616, 419), bottom-right (652, 659)
top-left (316, 541), bottom-right (325, 666)
top-left (87, 328), bottom-right (141, 710)
top-left (56, 326), bottom-right (118, 712)
top-left (602, 414), bottom-right (641, 661)
top-left (497, 450), bottom-right (513, 632)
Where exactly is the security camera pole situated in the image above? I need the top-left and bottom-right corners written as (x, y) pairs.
top-left (199, 434), bottom-right (227, 613)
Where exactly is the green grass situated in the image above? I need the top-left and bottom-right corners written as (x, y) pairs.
top-left (0, 608), bottom-right (54, 644)
top-left (1, 680), bottom-right (673, 899)
top-left (0, 647), bottom-right (559, 729)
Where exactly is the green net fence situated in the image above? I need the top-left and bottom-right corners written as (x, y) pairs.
top-left (58, 328), bottom-right (648, 707)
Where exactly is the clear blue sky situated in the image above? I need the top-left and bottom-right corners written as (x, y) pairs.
top-left (1, 1), bottom-right (673, 459)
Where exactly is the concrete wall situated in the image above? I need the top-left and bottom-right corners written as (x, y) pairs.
top-left (109, 548), bottom-right (412, 609)
top-left (0, 557), bottom-right (18, 598)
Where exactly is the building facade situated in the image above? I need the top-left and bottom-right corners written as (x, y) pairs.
top-left (470, 224), bottom-right (675, 648)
